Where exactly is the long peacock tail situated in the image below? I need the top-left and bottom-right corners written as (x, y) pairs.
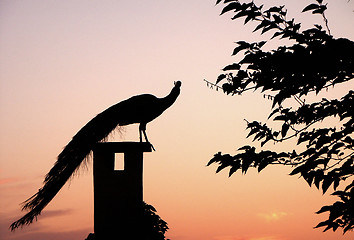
top-left (10, 103), bottom-right (124, 231)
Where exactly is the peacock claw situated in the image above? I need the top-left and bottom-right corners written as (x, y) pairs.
top-left (149, 143), bottom-right (156, 151)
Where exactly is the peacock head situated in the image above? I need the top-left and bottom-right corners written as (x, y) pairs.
top-left (174, 81), bottom-right (182, 88)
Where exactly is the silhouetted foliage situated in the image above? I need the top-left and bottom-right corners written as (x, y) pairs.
top-left (207, 0), bottom-right (354, 233)
top-left (141, 202), bottom-right (170, 240)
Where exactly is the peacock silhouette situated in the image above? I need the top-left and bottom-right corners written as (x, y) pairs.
top-left (10, 81), bottom-right (181, 231)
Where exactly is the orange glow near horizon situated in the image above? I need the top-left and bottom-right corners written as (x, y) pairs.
top-left (1, 1), bottom-right (354, 240)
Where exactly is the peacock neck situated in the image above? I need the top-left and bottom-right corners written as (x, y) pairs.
top-left (160, 86), bottom-right (180, 111)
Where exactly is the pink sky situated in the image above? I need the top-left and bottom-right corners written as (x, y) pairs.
top-left (1, 1), bottom-right (353, 239)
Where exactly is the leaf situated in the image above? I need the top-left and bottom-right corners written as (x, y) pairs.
top-left (216, 74), bottom-right (227, 84)
top-left (229, 161), bottom-right (241, 177)
top-left (253, 19), bottom-right (270, 32)
top-left (271, 31), bottom-right (283, 39)
top-left (208, 152), bottom-right (224, 166)
top-left (260, 136), bottom-right (272, 147)
top-left (266, 6), bottom-right (282, 13)
top-left (231, 10), bottom-right (249, 20)
top-left (332, 223), bottom-right (339, 232)
top-left (207, 152), bottom-right (221, 166)
top-left (332, 142), bottom-right (345, 151)
top-left (344, 223), bottom-right (353, 233)
top-left (289, 166), bottom-right (302, 176)
top-left (314, 220), bottom-right (329, 229)
top-left (316, 205), bottom-right (331, 214)
top-left (247, 64), bottom-right (258, 70)
top-left (232, 44), bottom-right (249, 56)
top-left (333, 178), bottom-right (340, 191)
top-left (238, 145), bottom-right (251, 151)
top-left (314, 24), bottom-right (322, 30)
top-left (302, 4), bottom-right (320, 13)
top-left (281, 123), bottom-right (290, 138)
top-left (221, 2), bottom-right (240, 15)
top-left (272, 93), bottom-right (285, 108)
top-left (241, 159), bottom-right (252, 174)
top-left (305, 171), bottom-right (315, 187)
top-left (240, 53), bottom-right (258, 65)
top-left (223, 63), bottom-right (241, 71)
top-left (258, 160), bottom-right (268, 172)
top-left (331, 191), bottom-right (346, 197)
top-left (216, 164), bottom-right (228, 173)
top-left (261, 23), bottom-right (278, 34)
top-left (322, 176), bottom-right (333, 194)
top-left (314, 171), bottom-right (323, 189)
top-left (206, 159), bottom-right (214, 166)
top-left (244, 12), bottom-right (258, 24)
top-left (258, 41), bottom-right (266, 48)
top-left (344, 180), bottom-right (354, 191)
top-left (272, 14), bottom-right (283, 24)
top-left (267, 108), bottom-right (279, 119)
top-left (236, 69), bottom-right (247, 78)
top-left (343, 136), bottom-right (353, 144)
top-left (246, 127), bottom-right (259, 138)
top-left (312, 5), bottom-right (327, 14)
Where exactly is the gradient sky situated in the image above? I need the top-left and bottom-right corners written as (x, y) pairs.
top-left (1, 1), bottom-right (353, 240)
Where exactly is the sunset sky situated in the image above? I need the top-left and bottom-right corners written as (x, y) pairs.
top-left (1, 1), bottom-right (353, 240)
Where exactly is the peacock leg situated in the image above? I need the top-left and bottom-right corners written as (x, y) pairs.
top-left (139, 123), bottom-right (146, 142)
top-left (139, 123), bottom-right (155, 150)
top-left (142, 130), bottom-right (155, 151)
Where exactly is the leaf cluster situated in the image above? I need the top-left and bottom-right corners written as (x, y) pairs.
top-left (315, 181), bottom-right (354, 233)
top-left (209, 0), bottom-right (354, 234)
top-left (207, 147), bottom-right (290, 176)
top-left (214, 1), bottom-right (353, 102)
top-left (141, 202), bottom-right (170, 240)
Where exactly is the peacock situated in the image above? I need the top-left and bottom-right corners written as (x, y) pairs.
top-left (10, 81), bottom-right (181, 230)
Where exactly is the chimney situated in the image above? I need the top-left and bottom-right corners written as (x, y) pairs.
top-left (93, 142), bottom-right (152, 239)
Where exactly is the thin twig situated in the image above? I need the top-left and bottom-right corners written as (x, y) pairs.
top-left (322, 9), bottom-right (331, 35)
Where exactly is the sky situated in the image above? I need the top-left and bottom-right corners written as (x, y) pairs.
top-left (0, 0), bottom-right (353, 240)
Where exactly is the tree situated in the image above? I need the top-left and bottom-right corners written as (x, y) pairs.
top-left (206, 0), bottom-right (354, 233)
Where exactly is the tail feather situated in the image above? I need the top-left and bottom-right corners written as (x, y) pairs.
top-left (10, 103), bottom-right (124, 231)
